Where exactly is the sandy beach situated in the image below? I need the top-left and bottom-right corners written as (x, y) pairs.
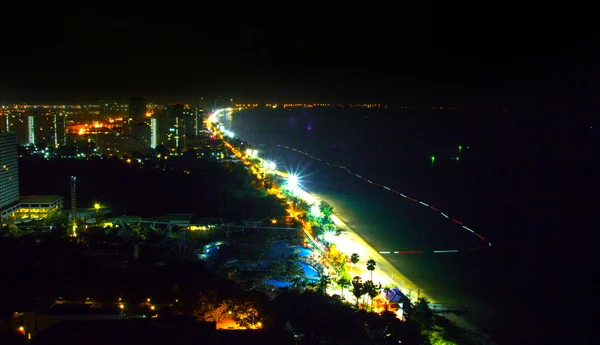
top-left (310, 193), bottom-right (497, 344)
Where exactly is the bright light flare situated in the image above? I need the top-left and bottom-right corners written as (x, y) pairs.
top-left (246, 149), bottom-right (258, 158)
top-left (323, 230), bottom-right (337, 244)
top-left (310, 204), bottom-right (321, 218)
top-left (286, 174), bottom-right (299, 191)
top-left (261, 160), bottom-right (276, 171)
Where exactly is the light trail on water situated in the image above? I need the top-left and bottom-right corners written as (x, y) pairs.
top-left (277, 144), bottom-right (492, 255)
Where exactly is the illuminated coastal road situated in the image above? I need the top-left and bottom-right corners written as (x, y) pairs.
top-left (206, 109), bottom-right (492, 341)
top-left (208, 109), bottom-right (436, 298)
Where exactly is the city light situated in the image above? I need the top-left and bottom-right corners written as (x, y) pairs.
top-left (285, 174), bottom-right (300, 192)
top-left (262, 160), bottom-right (276, 170)
top-left (310, 204), bottom-right (321, 218)
top-left (246, 149), bottom-right (258, 158)
top-left (323, 230), bottom-right (337, 244)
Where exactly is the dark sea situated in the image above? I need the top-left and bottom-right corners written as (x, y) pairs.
top-left (231, 106), bottom-right (597, 344)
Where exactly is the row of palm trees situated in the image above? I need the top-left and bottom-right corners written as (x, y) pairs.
top-left (337, 255), bottom-right (379, 310)
top-left (350, 253), bottom-right (377, 280)
top-left (335, 276), bottom-right (378, 310)
top-left (269, 249), bottom-right (382, 311)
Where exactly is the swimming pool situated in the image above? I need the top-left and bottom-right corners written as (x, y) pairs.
top-left (299, 262), bottom-right (319, 280)
top-left (265, 262), bottom-right (320, 287)
top-left (270, 241), bottom-right (313, 257)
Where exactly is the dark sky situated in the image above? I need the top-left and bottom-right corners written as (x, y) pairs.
top-left (0, 4), bottom-right (598, 105)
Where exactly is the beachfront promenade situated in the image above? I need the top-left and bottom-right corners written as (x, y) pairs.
top-left (207, 111), bottom-right (491, 342)
top-left (329, 213), bottom-right (426, 301)
top-left (312, 195), bottom-right (488, 338)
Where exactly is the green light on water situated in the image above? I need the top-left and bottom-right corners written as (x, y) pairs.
top-left (431, 156), bottom-right (435, 165)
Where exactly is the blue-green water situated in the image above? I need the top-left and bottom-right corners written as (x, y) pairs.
top-left (230, 107), bottom-right (596, 343)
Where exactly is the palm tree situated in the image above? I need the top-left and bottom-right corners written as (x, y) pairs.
top-left (316, 275), bottom-right (330, 295)
top-left (270, 258), bottom-right (286, 280)
top-left (351, 276), bottom-right (363, 309)
top-left (284, 259), bottom-right (304, 283)
top-left (337, 276), bottom-right (350, 302)
top-left (350, 253), bottom-right (360, 272)
top-left (383, 287), bottom-right (391, 310)
top-left (366, 259), bottom-right (376, 281)
top-left (363, 280), bottom-right (378, 311)
top-left (291, 276), bottom-right (306, 291)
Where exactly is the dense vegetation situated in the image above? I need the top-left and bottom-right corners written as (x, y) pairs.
top-left (0, 235), bottom-right (477, 344)
top-left (0, 153), bottom-right (479, 344)
top-left (18, 154), bottom-right (285, 221)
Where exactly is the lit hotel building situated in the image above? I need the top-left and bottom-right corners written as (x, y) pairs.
top-left (1, 131), bottom-right (64, 223)
top-left (0, 132), bottom-right (20, 218)
top-left (1, 112), bottom-right (66, 146)
top-left (150, 116), bottom-right (180, 151)
top-left (29, 112), bottom-right (67, 147)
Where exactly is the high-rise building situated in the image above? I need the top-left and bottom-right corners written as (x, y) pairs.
top-left (221, 110), bottom-right (232, 130)
top-left (119, 98), bottom-right (151, 151)
top-left (28, 116), bottom-right (35, 145)
top-left (0, 113), bottom-right (8, 132)
top-left (95, 133), bottom-right (153, 158)
top-left (184, 107), bottom-right (204, 137)
top-left (150, 118), bottom-right (158, 148)
top-left (0, 132), bottom-right (19, 212)
top-left (151, 116), bottom-right (180, 151)
top-left (25, 112), bottom-right (67, 147)
top-left (129, 97), bottom-right (147, 122)
top-left (131, 122), bottom-right (151, 147)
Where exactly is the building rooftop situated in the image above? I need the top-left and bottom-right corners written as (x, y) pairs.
top-left (19, 195), bottom-right (63, 204)
top-left (385, 287), bottom-right (407, 303)
top-left (110, 216), bottom-right (143, 222)
top-left (72, 207), bottom-right (111, 213)
top-left (37, 303), bottom-right (121, 316)
top-left (151, 214), bottom-right (193, 224)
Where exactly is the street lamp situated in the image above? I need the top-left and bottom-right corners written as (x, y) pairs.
top-left (263, 160), bottom-right (276, 171)
top-left (286, 174), bottom-right (299, 190)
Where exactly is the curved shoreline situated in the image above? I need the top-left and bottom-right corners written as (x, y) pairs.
top-left (215, 117), bottom-right (496, 343)
top-left (305, 191), bottom-right (495, 343)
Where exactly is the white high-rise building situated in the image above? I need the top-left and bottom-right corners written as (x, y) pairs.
top-left (151, 118), bottom-right (158, 148)
top-left (0, 132), bottom-right (19, 212)
top-left (27, 116), bottom-right (35, 145)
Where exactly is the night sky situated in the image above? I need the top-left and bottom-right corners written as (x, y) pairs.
top-left (0, 4), bottom-right (598, 105)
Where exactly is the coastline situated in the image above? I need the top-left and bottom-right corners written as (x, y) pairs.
top-left (307, 192), bottom-right (496, 344)
top-left (213, 116), bottom-right (498, 343)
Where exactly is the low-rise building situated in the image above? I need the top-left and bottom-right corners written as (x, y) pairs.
top-left (151, 214), bottom-right (193, 226)
top-left (2, 195), bottom-right (64, 224)
top-left (23, 301), bottom-right (123, 341)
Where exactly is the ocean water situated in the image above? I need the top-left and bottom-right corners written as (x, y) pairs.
top-left (231, 106), bottom-right (597, 343)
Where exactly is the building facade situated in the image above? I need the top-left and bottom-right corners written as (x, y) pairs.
top-left (0, 132), bottom-right (19, 213)
top-left (0, 111), bottom-right (66, 146)
top-left (128, 97), bottom-right (147, 122)
top-left (95, 133), bottom-right (152, 158)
